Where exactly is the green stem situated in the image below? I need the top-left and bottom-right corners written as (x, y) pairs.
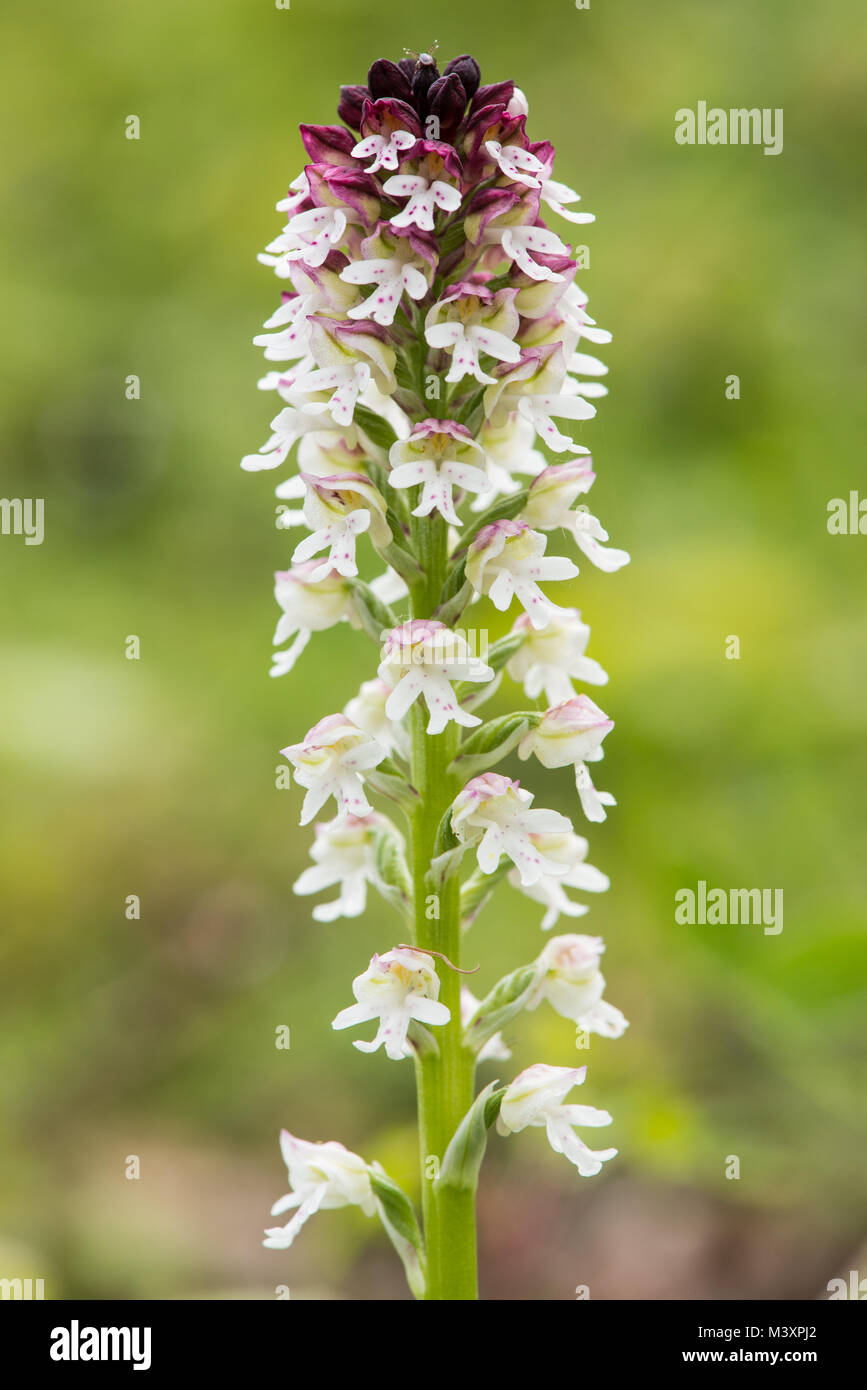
top-left (409, 512), bottom-right (478, 1301)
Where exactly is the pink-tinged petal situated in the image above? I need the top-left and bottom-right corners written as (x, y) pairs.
top-left (305, 164), bottom-right (381, 223)
top-left (299, 124), bottom-right (357, 167)
top-left (470, 80), bottom-right (515, 114)
top-left (464, 186), bottom-right (523, 243)
top-left (359, 96), bottom-right (422, 141)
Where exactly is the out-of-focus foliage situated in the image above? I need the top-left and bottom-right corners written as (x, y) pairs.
top-left (0, 0), bottom-right (865, 1299)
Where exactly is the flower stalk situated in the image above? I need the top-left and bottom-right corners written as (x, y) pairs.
top-left (244, 48), bottom-right (630, 1301)
top-left (407, 546), bottom-right (478, 1299)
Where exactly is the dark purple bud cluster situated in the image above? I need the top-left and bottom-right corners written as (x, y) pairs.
top-left (340, 53), bottom-right (509, 147)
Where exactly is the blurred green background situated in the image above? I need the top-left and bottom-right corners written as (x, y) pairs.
top-left (1, 0), bottom-right (865, 1300)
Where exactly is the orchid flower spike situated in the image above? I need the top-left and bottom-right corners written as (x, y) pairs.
top-left (244, 46), bottom-right (629, 1299)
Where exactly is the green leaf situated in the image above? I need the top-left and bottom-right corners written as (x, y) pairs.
top-left (355, 404), bottom-right (399, 454)
top-left (457, 386), bottom-right (486, 436)
top-left (407, 1019), bottom-right (440, 1059)
top-left (453, 633), bottom-right (524, 703)
top-left (366, 763), bottom-right (421, 813)
top-left (458, 671), bottom-right (503, 716)
top-left (349, 580), bottom-right (397, 643)
top-left (435, 1081), bottom-right (506, 1195)
top-left (431, 805), bottom-right (460, 858)
top-left (434, 578), bottom-right (473, 627)
top-left (369, 1167), bottom-right (427, 1300)
top-left (449, 712), bottom-right (540, 780)
top-left (483, 631), bottom-right (526, 676)
top-left (377, 538), bottom-right (425, 588)
top-left (437, 557), bottom-right (468, 608)
top-left (363, 455), bottom-right (390, 499)
top-left (460, 858), bottom-right (511, 929)
top-left (462, 963), bottom-right (544, 1056)
top-left (425, 807), bottom-right (465, 895)
top-left (371, 822), bottom-right (413, 918)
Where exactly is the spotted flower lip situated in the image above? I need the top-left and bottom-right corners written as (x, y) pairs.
top-left (332, 946), bottom-right (450, 1060)
top-left (496, 1063), bottom-right (617, 1177)
top-left (484, 344), bottom-right (596, 453)
top-left (286, 317), bottom-right (397, 424)
top-left (388, 418), bottom-right (489, 525)
top-left (240, 403), bottom-right (332, 473)
top-left (253, 265), bottom-right (359, 362)
top-left (424, 285), bottom-right (521, 385)
top-left (383, 144), bottom-right (463, 232)
top-left (259, 205), bottom-right (348, 275)
top-left (280, 714), bottom-right (386, 825)
top-left (340, 223), bottom-right (436, 326)
top-left (291, 470), bottom-right (390, 580)
top-left (484, 136), bottom-right (597, 225)
top-left (517, 696), bottom-right (616, 824)
top-left (258, 165), bottom-right (380, 276)
top-left (480, 198), bottom-right (573, 284)
top-left (352, 99), bottom-right (422, 172)
top-left (466, 519), bottom-right (579, 629)
top-left (378, 618), bottom-right (494, 735)
top-left (451, 772), bottom-right (573, 886)
top-left (484, 135), bottom-right (544, 189)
